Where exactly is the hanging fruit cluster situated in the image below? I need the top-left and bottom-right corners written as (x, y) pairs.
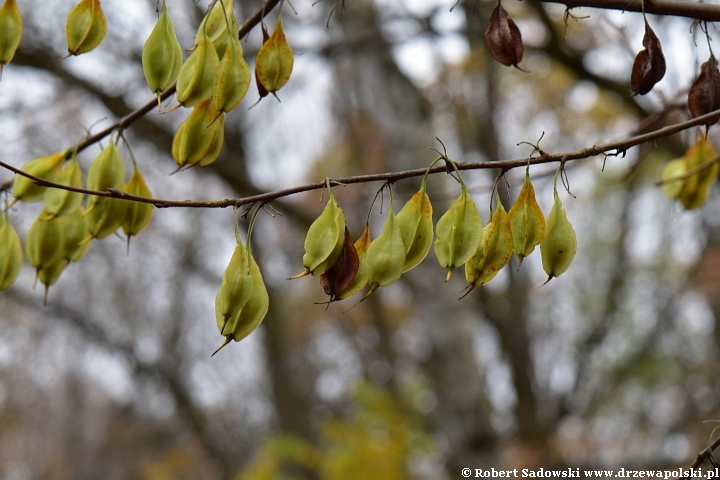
top-left (285, 159), bottom-right (577, 319)
top-left (3, 137), bottom-right (154, 300)
top-left (0, 0), bottom-right (298, 355)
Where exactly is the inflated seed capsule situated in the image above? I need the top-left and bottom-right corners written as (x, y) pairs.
top-left (86, 142), bottom-right (125, 211)
top-left (171, 99), bottom-right (225, 168)
top-left (215, 235), bottom-right (255, 336)
top-left (433, 184), bottom-right (482, 281)
top-left (65, 0), bottom-right (106, 56)
top-left (0, 0), bottom-right (22, 78)
top-left (194, 0), bottom-right (234, 59)
top-left (363, 203), bottom-right (406, 299)
top-left (122, 163), bottom-right (154, 249)
top-left (86, 197), bottom-right (127, 240)
top-left (336, 225), bottom-right (371, 301)
top-left (465, 199), bottom-right (513, 292)
top-left (44, 154), bottom-right (84, 219)
top-left (227, 251), bottom-right (268, 342)
top-left (254, 24), bottom-right (270, 101)
top-left (0, 211), bottom-right (23, 290)
top-left (396, 179), bottom-right (433, 273)
top-left (142, 3), bottom-right (183, 108)
top-left (214, 244), bottom-right (269, 355)
top-left (212, 22), bottom-right (251, 115)
top-left (11, 151), bottom-right (67, 204)
top-left (58, 207), bottom-right (91, 262)
top-left (679, 137), bottom-right (719, 210)
top-left (176, 28), bottom-right (220, 108)
top-left (292, 189), bottom-right (345, 278)
top-left (255, 14), bottom-right (293, 97)
top-left (660, 159), bottom-right (685, 200)
top-left (507, 169), bottom-right (544, 268)
top-left (540, 186), bottom-right (577, 284)
top-left (26, 210), bottom-right (65, 274)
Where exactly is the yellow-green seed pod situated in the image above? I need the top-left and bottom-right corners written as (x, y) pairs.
top-left (11, 151), bottom-right (67, 204)
top-left (171, 99), bottom-right (225, 168)
top-left (364, 203), bottom-right (406, 294)
top-left (58, 207), bottom-right (91, 262)
top-left (212, 26), bottom-right (251, 114)
top-left (396, 180), bottom-right (433, 273)
top-left (465, 200), bottom-right (513, 290)
top-left (679, 137), bottom-right (719, 210)
top-left (65, 0), bottom-right (106, 56)
top-left (216, 236), bottom-right (254, 334)
top-left (176, 29), bottom-right (220, 108)
top-left (0, 0), bottom-right (22, 77)
top-left (660, 159), bottom-right (686, 200)
top-left (213, 245), bottom-right (269, 355)
top-left (43, 155), bottom-right (84, 218)
top-left (255, 14), bottom-right (293, 95)
top-left (293, 189), bottom-right (345, 277)
top-left (26, 210), bottom-right (65, 273)
top-left (142, 4), bottom-right (183, 107)
top-left (194, 0), bottom-right (234, 59)
top-left (228, 250), bottom-right (268, 342)
top-left (540, 187), bottom-right (577, 283)
top-left (433, 185), bottom-right (482, 281)
top-left (86, 142), bottom-right (126, 211)
top-left (508, 170), bottom-right (545, 267)
top-left (122, 163), bottom-right (154, 240)
top-left (0, 211), bottom-right (23, 290)
top-left (86, 197), bottom-right (127, 240)
top-left (336, 225), bottom-right (371, 300)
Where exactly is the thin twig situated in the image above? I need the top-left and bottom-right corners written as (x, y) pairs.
top-left (4, 109), bottom-right (720, 210)
top-left (542, 0), bottom-right (720, 22)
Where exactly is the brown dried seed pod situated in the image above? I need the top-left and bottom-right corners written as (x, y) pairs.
top-left (688, 55), bottom-right (720, 125)
top-left (630, 20), bottom-right (666, 95)
top-left (320, 226), bottom-right (359, 302)
top-left (484, 3), bottom-right (523, 68)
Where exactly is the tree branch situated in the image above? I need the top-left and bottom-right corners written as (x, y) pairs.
top-left (536, 0), bottom-right (720, 22)
top-left (3, 108), bottom-right (718, 210)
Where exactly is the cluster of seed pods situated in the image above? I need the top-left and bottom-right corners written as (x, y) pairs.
top-left (138, 0), bottom-right (294, 170)
top-left (3, 138), bottom-right (154, 300)
top-left (282, 160), bottom-right (577, 322)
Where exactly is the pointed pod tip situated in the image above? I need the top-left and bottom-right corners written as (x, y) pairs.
top-left (458, 283), bottom-right (476, 300)
top-left (78, 235), bottom-right (93, 246)
top-left (288, 268), bottom-right (310, 280)
top-left (211, 336), bottom-right (233, 357)
top-left (445, 267), bottom-right (454, 282)
top-left (359, 284), bottom-right (378, 303)
top-left (540, 275), bottom-right (554, 287)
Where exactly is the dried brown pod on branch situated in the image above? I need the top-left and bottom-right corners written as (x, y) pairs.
top-left (319, 226), bottom-right (359, 302)
top-left (630, 20), bottom-right (666, 95)
top-left (484, 2), bottom-right (523, 68)
top-left (688, 54), bottom-right (720, 125)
